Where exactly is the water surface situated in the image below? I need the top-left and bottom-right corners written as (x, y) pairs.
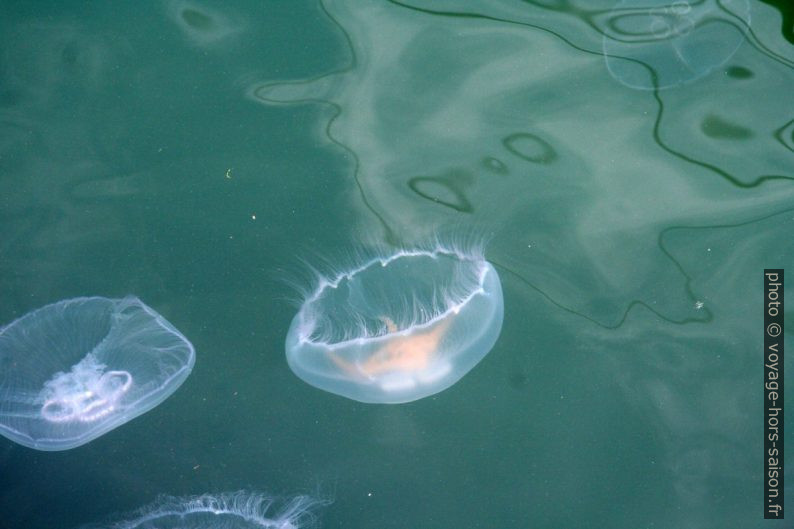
top-left (0, 1), bottom-right (791, 528)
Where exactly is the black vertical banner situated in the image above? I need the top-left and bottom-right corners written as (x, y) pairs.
top-left (764, 269), bottom-right (784, 519)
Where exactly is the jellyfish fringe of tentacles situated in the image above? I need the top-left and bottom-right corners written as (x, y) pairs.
top-left (285, 234), bottom-right (504, 404)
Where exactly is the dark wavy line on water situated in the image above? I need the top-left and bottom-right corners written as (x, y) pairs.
top-left (387, 0), bottom-right (793, 188)
top-left (494, 261), bottom-right (713, 331)
top-left (650, 86), bottom-right (794, 188)
top-left (252, 2), bottom-right (399, 245)
top-left (386, 0), bottom-right (606, 58)
top-left (314, 1), bottom-right (402, 244)
top-left (499, 205), bottom-right (794, 330)
top-left (657, 204), bottom-right (794, 310)
top-left (259, 1), bottom-right (791, 327)
top-left (380, 0), bottom-right (790, 325)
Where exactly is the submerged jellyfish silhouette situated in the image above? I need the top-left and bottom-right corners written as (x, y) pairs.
top-left (0, 296), bottom-right (195, 450)
top-left (80, 491), bottom-right (327, 529)
top-left (602, 0), bottom-right (751, 90)
top-left (285, 240), bottom-right (504, 404)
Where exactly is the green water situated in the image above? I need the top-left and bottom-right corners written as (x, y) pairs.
top-left (0, 1), bottom-right (792, 528)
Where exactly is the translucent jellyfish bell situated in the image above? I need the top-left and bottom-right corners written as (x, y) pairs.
top-left (79, 491), bottom-right (327, 529)
top-left (0, 296), bottom-right (195, 450)
top-left (602, 0), bottom-right (751, 90)
top-left (286, 242), bottom-right (504, 404)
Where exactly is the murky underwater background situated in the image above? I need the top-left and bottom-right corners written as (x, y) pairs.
top-left (0, 0), bottom-right (792, 527)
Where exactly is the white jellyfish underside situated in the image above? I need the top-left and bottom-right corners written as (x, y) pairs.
top-left (0, 296), bottom-right (195, 451)
top-left (285, 242), bottom-right (504, 404)
top-left (39, 355), bottom-right (133, 424)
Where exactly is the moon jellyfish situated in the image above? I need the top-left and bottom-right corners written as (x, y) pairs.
top-left (0, 296), bottom-right (195, 450)
top-left (80, 491), bottom-right (327, 529)
top-left (602, 0), bottom-right (751, 90)
top-left (285, 240), bottom-right (504, 404)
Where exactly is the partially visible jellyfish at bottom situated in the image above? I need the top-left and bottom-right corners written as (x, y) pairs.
top-left (0, 296), bottom-right (195, 451)
top-left (79, 491), bottom-right (328, 529)
top-left (285, 237), bottom-right (504, 404)
top-left (601, 0), bottom-right (751, 90)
